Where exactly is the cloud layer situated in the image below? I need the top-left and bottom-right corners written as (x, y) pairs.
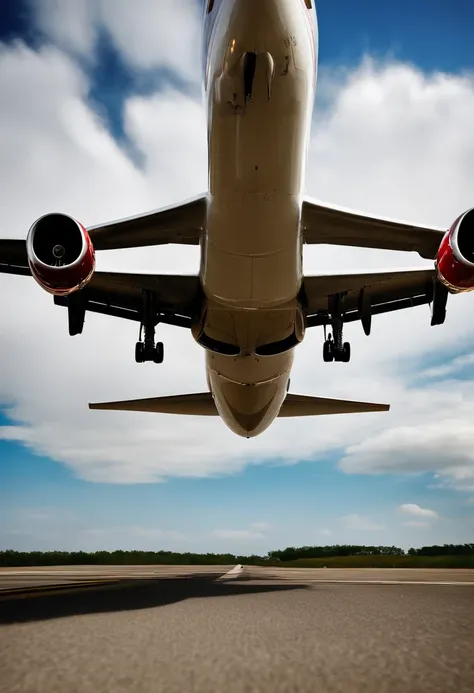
top-left (399, 504), bottom-right (439, 519)
top-left (32, 0), bottom-right (202, 82)
top-left (1, 7), bottom-right (474, 495)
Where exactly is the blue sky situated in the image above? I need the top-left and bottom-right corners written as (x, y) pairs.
top-left (1, 0), bottom-right (474, 554)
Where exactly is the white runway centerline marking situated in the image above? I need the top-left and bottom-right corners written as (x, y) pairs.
top-left (216, 564), bottom-right (246, 580)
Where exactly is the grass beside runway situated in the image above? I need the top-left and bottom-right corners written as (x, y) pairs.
top-left (276, 555), bottom-right (474, 569)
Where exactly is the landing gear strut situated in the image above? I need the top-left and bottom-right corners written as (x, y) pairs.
top-left (135, 290), bottom-right (164, 364)
top-left (322, 294), bottom-right (351, 363)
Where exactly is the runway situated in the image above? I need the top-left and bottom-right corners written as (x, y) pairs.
top-left (1, 564), bottom-right (474, 592)
top-left (1, 566), bottom-right (474, 693)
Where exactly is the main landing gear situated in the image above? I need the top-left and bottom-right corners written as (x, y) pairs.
top-left (323, 335), bottom-right (351, 363)
top-left (322, 294), bottom-right (351, 363)
top-left (135, 339), bottom-right (164, 364)
top-left (135, 290), bottom-right (164, 364)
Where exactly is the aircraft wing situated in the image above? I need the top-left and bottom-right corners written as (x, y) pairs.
top-left (0, 194), bottom-right (206, 270)
top-left (0, 194), bottom-right (207, 328)
top-left (302, 197), bottom-right (446, 260)
top-left (302, 268), bottom-right (437, 328)
top-left (87, 193), bottom-right (206, 250)
top-left (0, 239), bottom-right (29, 276)
top-left (53, 271), bottom-right (201, 331)
top-left (0, 241), bottom-right (201, 329)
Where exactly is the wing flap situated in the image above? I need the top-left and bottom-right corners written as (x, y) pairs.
top-left (52, 271), bottom-right (202, 329)
top-left (303, 268), bottom-right (435, 316)
top-left (89, 392), bottom-right (218, 415)
top-left (86, 271), bottom-right (201, 315)
top-left (278, 394), bottom-right (389, 417)
top-left (302, 197), bottom-right (445, 260)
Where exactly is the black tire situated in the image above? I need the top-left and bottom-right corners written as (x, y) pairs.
top-left (154, 342), bottom-right (164, 364)
top-left (342, 342), bottom-right (351, 363)
top-left (135, 342), bottom-right (145, 363)
top-left (323, 340), bottom-right (333, 362)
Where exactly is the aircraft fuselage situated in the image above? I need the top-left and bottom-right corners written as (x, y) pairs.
top-left (197, 0), bottom-right (318, 437)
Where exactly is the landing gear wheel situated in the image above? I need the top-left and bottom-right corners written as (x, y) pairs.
top-left (153, 342), bottom-right (164, 364)
top-left (323, 294), bottom-right (352, 364)
top-left (332, 342), bottom-right (351, 363)
top-left (323, 340), bottom-right (334, 362)
top-left (135, 342), bottom-right (145, 363)
top-left (342, 342), bottom-right (351, 363)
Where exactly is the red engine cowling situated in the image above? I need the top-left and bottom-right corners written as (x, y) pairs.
top-left (437, 208), bottom-right (474, 293)
top-left (26, 213), bottom-right (95, 296)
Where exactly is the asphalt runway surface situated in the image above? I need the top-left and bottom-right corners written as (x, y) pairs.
top-left (1, 566), bottom-right (474, 693)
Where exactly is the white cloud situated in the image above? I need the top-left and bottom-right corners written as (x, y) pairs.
top-left (420, 353), bottom-right (474, 381)
top-left (319, 528), bottom-right (332, 537)
top-left (32, 0), bottom-right (202, 82)
top-left (340, 514), bottom-right (385, 532)
top-left (399, 504), bottom-right (439, 519)
top-left (23, 511), bottom-right (52, 522)
top-left (1, 20), bottom-right (474, 492)
top-left (99, 0), bottom-right (202, 81)
top-left (84, 526), bottom-right (187, 541)
top-left (1, 505), bottom-right (188, 550)
top-left (249, 522), bottom-right (273, 532)
top-left (211, 522), bottom-right (272, 541)
top-left (402, 521), bottom-right (430, 529)
top-left (340, 418), bottom-right (474, 491)
top-left (211, 529), bottom-right (265, 541)
top-left (32, 0), bottom-right (97, 57)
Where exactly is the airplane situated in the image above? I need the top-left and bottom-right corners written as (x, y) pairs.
top-left (1, 0), bottom-right (473, 439)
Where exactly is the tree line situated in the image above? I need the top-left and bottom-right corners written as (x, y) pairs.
top-left (0, 544), bottom-right (472, 566)
top-left (407, 543), bottom-right (474, 556)
top-left (0, 549), bottom-right (265, 567)
top-left (269, 544), bottom-right (474, 561)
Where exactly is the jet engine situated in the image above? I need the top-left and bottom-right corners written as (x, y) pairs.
top-left (437, 208), bottom-right (474, 293)
top-left (26, 213), bottom-right (95, 296)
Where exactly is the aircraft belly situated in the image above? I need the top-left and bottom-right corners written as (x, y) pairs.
top-left (203, 94), bottom-right (306, 306)
top-left (198, 0), bottom-right (316, 437)
top-left (203, 0), bottom-right (314, 309)
top-left (203, 193), bottom-right (302, 307)
top-left (198, 300), bottom-right (304, 353)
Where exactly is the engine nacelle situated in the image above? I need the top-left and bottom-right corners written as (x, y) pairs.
top-left (26, 213), bottom-right (95, 296)
top-left (437, 208), bottom-right (474, 293)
